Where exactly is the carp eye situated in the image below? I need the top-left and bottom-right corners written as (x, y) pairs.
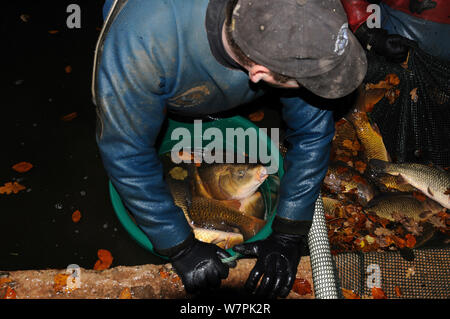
top-left (236, 169), bottom-right (246, 178)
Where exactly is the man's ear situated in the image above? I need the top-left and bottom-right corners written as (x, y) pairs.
top-left (248, 64), bottom-right (271, 83)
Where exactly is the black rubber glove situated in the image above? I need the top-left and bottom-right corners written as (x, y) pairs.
top-left (163, 234), bottom-right (236, 294)
top-left (232, 231), bottom-right (307, 299)
top-left (355, 24), bottom-right (417, 63)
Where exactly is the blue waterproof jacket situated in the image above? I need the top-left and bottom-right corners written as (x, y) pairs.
top-left (94, 0), bottom-right (334, 253)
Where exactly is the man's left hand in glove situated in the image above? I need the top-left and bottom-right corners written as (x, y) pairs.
top-left (232, 229), bottom-right (308, 299)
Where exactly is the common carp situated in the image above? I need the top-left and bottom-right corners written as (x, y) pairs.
top-left (192, 227), bottom-right (243, 250)
top-left (346, 110), bottom-right (390, 163)
top-left (344, 85), bottom-right (391, 163)
top-left (236, 191), bottom-right (265, 219)
top-left (189, 196), bottom-right (266, 240)
top-left (162, 157), bottom-right (266, 243)
top-left (194, 163), bottom-right (268, 200)
top-left (369, 159), bottom-right (450, 209)
top-left (369, 172), bottom-right (417, 193)
top-left (322, 161), bottom-right (377, 206)
top-left (322, 196), bottom-right (344, 218)
top-left (363, 193), bottom-right (444, 222)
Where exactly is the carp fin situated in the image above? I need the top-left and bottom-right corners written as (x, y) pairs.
top-left (427, 187), bottom-right (434, 197)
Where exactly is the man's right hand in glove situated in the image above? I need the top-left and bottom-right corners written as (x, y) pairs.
top-left (163, 233), bottom-right (236, 294)
top-left (355, 23), bottom-right (418, 63)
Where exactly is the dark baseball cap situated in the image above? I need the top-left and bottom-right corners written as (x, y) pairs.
top-left (230, 0), bottom-right (367, 99)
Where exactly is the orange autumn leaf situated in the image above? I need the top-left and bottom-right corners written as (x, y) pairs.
top-left (3, 286), bottom-right (16, 299)
top-left (342, 139), bottom-right (360, 151)
top-left (386, 73), bottom-right (400, 86)
top-left (0, 182), bottom-right (26, 195)
top-left (65, 65), bottom-right (72, 74)
top-left (53, 274), bottom-right (70, 292)
top-left (60, 112), bottom-right (78, 122)
top-left (405, 234), bottom-right (416, 248)
top-left (171, 274), bottom-right (181, 283)
top-left (0, 278), bottom-right (12, 286)
top-left (394, 286), bottom-right (402, 297)
top-left (292, 278), bottom-right (312, 295)
top-left (410, 88), bottom-right (418, 103)
top-left (412, 191), bottom-right (426, 202)
top-left (12, 161), bottom-right (33, 173)
top-left (342, 288), bottom-right (360, 299)
top-left (392, 236), bottom-right (406, 248)
top-left (336, 166), bottom-right (349, 174)
top-left (72, 210), bottom-right (82, 223)
top-left (248, 110), bottom-right (264, 122)
top-left (336, 118), bottom-right (347, 127)
top-left (365, 74), bottom-right (399, 90)
top-left (118, 287), bottom-right (132, 299)
top-left (352, 175), bottom-right (367, 185)
top-left (355, 161), bottom-right (367, 174)
top-left (94, 249), bottom-right (113, 270)
top-left (159, 268), bottom-right (170, 279)
top-left (371, 287), bottom-right (387, 299)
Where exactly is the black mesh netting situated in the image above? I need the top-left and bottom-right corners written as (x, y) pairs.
top-left (329, 48), bottom-right (450, 299)
top-left (366, 47), bottom-right (450, 167)
top-left (333, 247), bottom-right (450, 299)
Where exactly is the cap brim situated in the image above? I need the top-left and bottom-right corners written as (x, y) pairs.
top-left (297, 33), bottom-right (368, 99)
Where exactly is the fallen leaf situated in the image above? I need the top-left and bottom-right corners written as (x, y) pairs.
top-left (94, 249), bottom-right (113, 270)
top-left (12, 161), bottom-right (33, 173)
top-left (159, 268), bottom-right (170, 279)
top-left (406, 267), bottom-right (415, 278)
top-left (248, 110), bottom-right (264, 122)
top-left (53, 274), bottom-right (70, 292)
top-left (72, 210), bottom-right (82, 223)
top-left (365, 235), bottom-right (376, 245)
top-left (342, 288), bottom-right (360, 299)
top-left (65, 65), bottom-right (72, 74)
top-left (171, 274), bottom-right (182, 283)
top-left (0, 278), bottom-right (12, 286)
top-left (410, 88), bottom-right (418, 103)
top-left (392, 236), bottom-right (406, 248)
top-left (365, 74), bottom-right (399, 90)
top-left (374, 227), bottom-right (394, 237)
top-left (385, 88), bottom-right (400, 104)
top-left (118, 287), bottom-right (132, 299)
top-left (292, 278), bottom-right (312, 295)
top-left (3, 286), bottom-right (16, 299)
top-left (394, 286), bottom-right (402, 297)
top-left (0, 182), bottom-right (26, 195)
top-left (401, 51), bottom-right (410, 69)
top-left (428, 215), bottom-right (446, 229)
top-left (352, 175), bottom-right (367, 185)
top-left (169, 167), bottom-right (188, 181)
top-left (405, 234), bottom-right (416, 248)
top-left (412, 191), bottom-right (426, 202)
top-left (60, 112), bottom-right (78, 122)
top-left (371, 287), bottom-right (387, 299)
top-left (355, 161), bottom-right (367, 174)
top-left (20, 14), bottom-right (30, 22)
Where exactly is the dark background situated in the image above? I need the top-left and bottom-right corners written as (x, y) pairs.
top-left (0, 0), bottom-right (168, 271)
top-left (0, 0), bottom-right (292, 271)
